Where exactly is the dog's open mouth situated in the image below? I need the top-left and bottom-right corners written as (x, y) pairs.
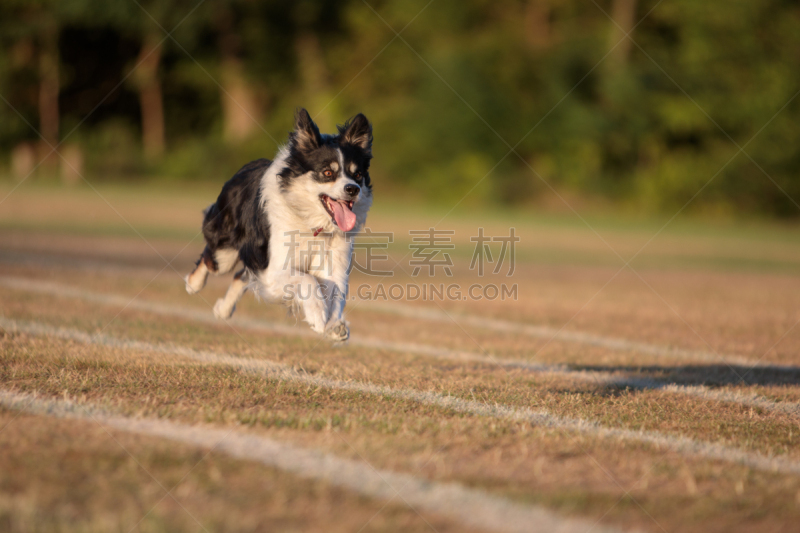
top-left (320, 194), bottom-right (357, 232)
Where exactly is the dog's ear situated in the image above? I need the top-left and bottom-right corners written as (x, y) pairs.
top-left (291, 108), bottom-right (322, 153)
top-left (338, 113), bottom-right (372, 154)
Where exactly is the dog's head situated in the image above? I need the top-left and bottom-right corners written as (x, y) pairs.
top-left (279, 108), bottom-right (373, 234)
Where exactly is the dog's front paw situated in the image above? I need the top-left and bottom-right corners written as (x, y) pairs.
top-left (325, 321), bottom-right (349, 342)
top-left (213, 298), bottom-right (235, 320)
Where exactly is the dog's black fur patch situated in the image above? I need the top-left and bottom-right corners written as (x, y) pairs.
top-left (202, 158), bottom-right (272, 272)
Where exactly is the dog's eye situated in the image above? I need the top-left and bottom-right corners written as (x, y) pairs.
top-left (353, 172), bottom-right (361, 179)
top-left (323, 169), bottom-right (333, 178)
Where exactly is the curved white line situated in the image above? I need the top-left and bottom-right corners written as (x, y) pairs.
top-left (0, 390), bottom-right (633, 533)
top-left (3, 317), bottom-right (800, 477)
top-left (2, 275), bottom-right (798, 419)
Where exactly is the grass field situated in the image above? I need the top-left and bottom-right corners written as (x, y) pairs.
top-left (1, 182), bottom-right (800, 533)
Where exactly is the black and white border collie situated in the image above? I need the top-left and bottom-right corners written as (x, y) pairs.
top-left (184, 108), bottom-right (373, 342)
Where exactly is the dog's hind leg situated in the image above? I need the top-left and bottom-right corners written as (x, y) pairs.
top-left (185, 247), bottom-right (214, 294)
top-left (213, 268), bottom-right (249, 319)
top-left (212, 248), bottom-right (240, 275)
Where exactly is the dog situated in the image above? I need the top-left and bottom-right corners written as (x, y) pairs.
top-left (184, 108), bottom-right (373, 341)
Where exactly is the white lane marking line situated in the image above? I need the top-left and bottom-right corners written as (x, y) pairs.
top-left (0, 390), bottom-right (633, 533)
top-left (0, 250), bottom-right (161, 276)
top-left (4, 317), bottom-right (800, 477)
top-left (357, 336), bottom-right (800, 417)
top-left (360, 301), bottom-right (770, 368)
top-left (0, 275), bottom-right (307, 336)
top-left (2, 275), bottom-right (798, 418)
top-left (0, 254), bottom-right (778, 367)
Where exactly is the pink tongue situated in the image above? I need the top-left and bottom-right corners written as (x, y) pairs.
top-left (329, 199), bottom-right (357, 232)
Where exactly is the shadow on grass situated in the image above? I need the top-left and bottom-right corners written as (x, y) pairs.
top-left (573, 364), bottom-right (800, 389)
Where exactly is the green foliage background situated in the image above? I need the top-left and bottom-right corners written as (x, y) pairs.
top-left (1, 0), bottom-right (799, 217)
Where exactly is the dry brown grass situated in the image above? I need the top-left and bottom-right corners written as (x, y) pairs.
top-left (3, 186), bottom-right (800, 532)
top-left (3, 286), bottom-right (798, 460)
top-left (4, 257), bottom-right (799, 374)
top-left (0, 409), bottom-right (475, 533)
top-left (2, 295), bottom-right (798, 469)
top-left (4, 226), bottom-right (800, 366)
top-left (3, 333), bottom-right (800, 533)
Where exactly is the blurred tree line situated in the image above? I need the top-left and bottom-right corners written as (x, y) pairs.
top-left (1, 0), bottom-right (799, 217)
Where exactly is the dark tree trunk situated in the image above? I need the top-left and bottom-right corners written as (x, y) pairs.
top-left (524, 1), bottom-right (552, 50)
top-left (608, 0), bottom-right (637, 66)
top-left (135, 32), bottom-right (165, 160)
top-left (38, 19), bottom-right (59, 174)
top-left (218, 14), bottom-right (263, 142)
top-left (295, 33), bottom-right (330, 126)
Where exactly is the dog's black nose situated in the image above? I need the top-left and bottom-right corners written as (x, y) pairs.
top-left (344, 184), bottom-right (360, 197)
